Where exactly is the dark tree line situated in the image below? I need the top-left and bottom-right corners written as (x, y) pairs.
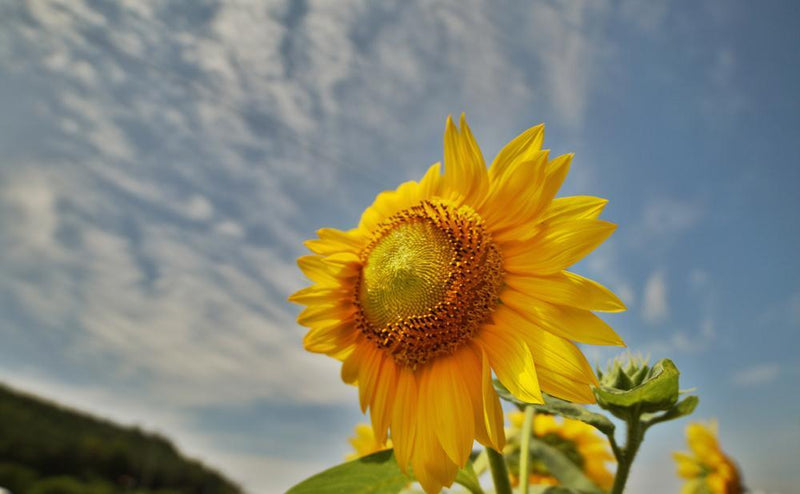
top-left (0, 384), bottom-right (242, 494)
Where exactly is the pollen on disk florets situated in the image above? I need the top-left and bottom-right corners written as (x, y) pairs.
top-left (354, 199), bottom-right (503, 368)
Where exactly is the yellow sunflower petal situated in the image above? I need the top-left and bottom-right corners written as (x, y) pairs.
top-left (476, 323), bottom-right (543, 404)
top-left (369, 356), bottom-right (398, 444)
top-left (505, 271), bottom-right (626, 312)
top-left (297, 255), bottom-right (356, 287)
top-left (537, 368), bottom-right (596, 403)
top-left (490, 152), bottom-right (573, 244)
top-left (490, 306), bottom-right (598, 400)
top-left (302, 318), bottom-right (357, 354)
top-left (288, 286), bottom-right (349, 305)
top-left (480, 152), bottom-right (548, 233)
top-left (296, 300), bottom-right (356, 327)
top-left (479, 346), bottom-right (506, 451)
top-left (542, 195), bottom-right (608, 223)
top-left (503, 219), bottom-right (617, 275)
top-left (340, 342), bottom-right (366, 384)
top-left (417, 162), bottom-right (443, 199)
top-left (428, 352), bottom-right (475, 465)
top-left (442, 114), bottom-right (489, 205)
top-left (489, 123), bottom-right (545, 181)
top-left (501, 288), bottom-right (624, 346)
top-left (390, 367), bottom-right (418, 473)
top-left (413, 367), bottom-right (459, 492)
top-left (304, 228), bottom-right (365, 255)
top-left (357, 343), bottom-right (385, 413)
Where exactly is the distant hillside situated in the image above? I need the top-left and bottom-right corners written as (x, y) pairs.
top-left (0, 383), bottom-right (242, 494)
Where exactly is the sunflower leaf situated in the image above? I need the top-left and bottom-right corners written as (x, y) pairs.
top-left (528, 437), bottom-right (604, 494)
top-left (454, 460), bottom-right (485, 494)
top-left (493, 380), bottom-right (615, 437)
top-left (286, 449), bottom-right (409, 494)
top-left (643, 395), bottom-right (700, 429)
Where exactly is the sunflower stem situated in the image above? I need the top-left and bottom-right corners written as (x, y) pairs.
top-left (517, 405), bottom-right (535, 494)
top-left (487, 446), bottom-right (513, 494)
top-left (610, 414), bottom-right (644, 494)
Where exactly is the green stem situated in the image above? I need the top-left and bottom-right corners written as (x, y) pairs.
top-left (487, 446), bottom-right (513, 494)
top-left (518, 405), bottom-right (535, 494)
top-left (610, 417), bottom-right (644, 494)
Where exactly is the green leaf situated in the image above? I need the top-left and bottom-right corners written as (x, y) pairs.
top-left (643, 395), bottom-right (699, 428)
top-left (528, 438), bottom-right (603, 494)
top-left (286, 449), bottom-right (409, 494)
top-left (594, 359), bottom-right (680, 415)
top-left (531, 395), bottom-right (616, 438)
top-left (493, 380), bottom-right (615, 438)
top-left (454, 460), bottom-right (485, 494)
top-left (287, 449), bottom-right (485, 494)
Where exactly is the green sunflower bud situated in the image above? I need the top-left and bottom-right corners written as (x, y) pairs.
top-left (594, 356), bottom-right (680, 420)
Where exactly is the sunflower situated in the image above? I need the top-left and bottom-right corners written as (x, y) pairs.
top-left (506, 412), bottom-right (615, 491)
top-left (290, 115), bottom-right (625, 493)
top-left (673, 422), bottom-right (743, 494)
top-left (346, 423), bottom-right (392, 461)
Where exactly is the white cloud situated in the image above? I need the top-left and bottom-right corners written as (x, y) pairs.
top-left (642, 269), bottom-right (669, 325)
top-left (643, 197), bottom-right (703, 237)
top-left (523, 1), bottom-right (612, 127)
top-left (183, 194), bottom-right (215, 221)
top-left (215, 220), bottom-right (245, 238)
top-left (732, 363), bottom-right (780, 387)
top-left (0, 169), bottom-right (60, 253)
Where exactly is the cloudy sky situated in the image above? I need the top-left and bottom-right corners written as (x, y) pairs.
top-left (1, 0), bottom-right (798, 492)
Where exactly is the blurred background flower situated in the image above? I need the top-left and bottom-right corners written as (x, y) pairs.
top-left (673, 421), bottom-right (742, 494)
top-left (507, 412), bottom-right (615, 491)
top-left (346, 424), bottom-right (391, 461)
top-left (1, 1), bottom-right (798, 492)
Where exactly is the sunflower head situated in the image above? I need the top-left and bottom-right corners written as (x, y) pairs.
top-left (355, 199), bottom-right (503, 368)
top-left (291, 115), bottom-right (625, 493)
top-left (673, 421), bottom-right (743, 494)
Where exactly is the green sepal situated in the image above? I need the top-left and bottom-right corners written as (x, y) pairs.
top-left (643, 395), bottom-right (700, 428)
top-left (594, 359), bottom-right (680, 417)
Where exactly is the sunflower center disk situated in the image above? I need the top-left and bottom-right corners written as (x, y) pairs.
top-left (356, 200), bottom-right (503, 368)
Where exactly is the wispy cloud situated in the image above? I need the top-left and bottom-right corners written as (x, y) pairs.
top-left (732, 363), bottom-right (781, 387)
top-left (642, 269), bottom-right (669, 325)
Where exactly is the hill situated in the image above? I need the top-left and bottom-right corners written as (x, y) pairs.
top-left (0, 383), bottom-right (242, 494)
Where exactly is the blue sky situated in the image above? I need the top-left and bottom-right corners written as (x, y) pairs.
top-left (1, 1), bottom-right (798, 492)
